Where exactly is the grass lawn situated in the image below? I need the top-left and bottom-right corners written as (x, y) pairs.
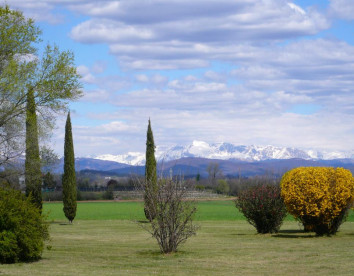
top-left (1, 200), bottom-right (353, 275)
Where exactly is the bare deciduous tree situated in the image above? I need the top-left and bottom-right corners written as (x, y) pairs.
top-left (206, 162), bottom-right (222, 186)
top-left (138, 178), bottom-right (199, 253)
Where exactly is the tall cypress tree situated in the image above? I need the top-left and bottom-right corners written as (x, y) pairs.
top-left (25, 88), bottom-right (42, 211)
top-left (144, 118), bottom-right (157, 220)
top-left (145, 119), bottom-right (157, 185)
top-left (62, 112), bottom-right (77, 223)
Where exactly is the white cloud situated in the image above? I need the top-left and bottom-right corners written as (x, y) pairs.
top-left (82, 89), bottom-right (111, 102)
top-left (67, 105), bottom-right (353, 155)
top-left (135, 74), bottom-right (149, 83)
top-left (287, 3), bottom-right (306, 15)
top-left (66, 0), bottom-right (329, 69)
top-left (76, 65), bottom-right (90, 75)
top-left (76, 64), bottom-right (131, 98)
top-left (329, 0), bottom-right (354, 20)
top-left (151, 74), bottom-right (168, 85)
top-left (91, 61), bottom-right (107, 74)
top-left (120, 58), bottom-right (209, 70)
top-left (77, 65), bottom-right (96, 84)
top-left (6, 1), bottom-right (330, 70)
top-left (52, 118), bottom-right (143, 156)
top-left (230, 39), bottom-right (354, 102)
top-left (70, 19), bottom-right (155, 43)
top-left (5, 0), bottom-right (67, 24)
top-left (204, 71), bottom-right (226, 82)
top-left (67, 35), bottom-right (354, 155)
top-left (184, 75), bottom-right (198, 82)
top-left (134, 73), bottom-right (169, 86)
top-left (8, 0), bottom-right (354, 155)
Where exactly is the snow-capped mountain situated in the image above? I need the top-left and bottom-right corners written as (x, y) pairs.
top-left (94, 152), bottom-right (145, 166)
top-left (94, 140), bottom-right (354, 166)
top-left (159, 141), bottom-right (353, 162)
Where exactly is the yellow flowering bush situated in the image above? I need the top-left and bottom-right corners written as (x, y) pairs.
top-left (280, 167), bottom-right (354, 236)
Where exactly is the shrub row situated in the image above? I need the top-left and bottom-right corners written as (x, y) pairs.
top-left (235, 167), bottom-right (354, 236)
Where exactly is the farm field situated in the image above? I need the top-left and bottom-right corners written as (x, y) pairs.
top-left (43, 200), bottom-right (248, 221)
top-left (1, 200), bottom-right (353, 276)
top-left (42, 200), bottom-right (354, 222)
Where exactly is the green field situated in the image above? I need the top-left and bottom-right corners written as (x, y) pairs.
top-left (43, 200), bottom-right (354, 222)
top-left (1, 200), bottom-right (354, 276)
top-left (43, 200), bottom-right (247, 221)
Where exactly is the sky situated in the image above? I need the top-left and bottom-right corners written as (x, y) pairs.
top-left (4, 0), bottom-right (354, 157)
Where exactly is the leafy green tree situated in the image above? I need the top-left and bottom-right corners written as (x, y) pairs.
top-left (62, 112), bottom-right (77, 223)
top-left (144, 119), bottom-right (157, 220)
top-left (0, 5), bottom-right (40, 61)
top-left (216, 179), bottom-right (230, 195)
top-left (42, 172), bottom-right (56, 190)
top-left (0, 5), bottom-right (82, 167)
top-left (1, 5), bottom-right (81, 211)
top-left (0, 5), bottom-right (41, 165)
top-left (40, 146), bottom-right (60, 172)
top-left (25, 89), bottom-right (42, 210)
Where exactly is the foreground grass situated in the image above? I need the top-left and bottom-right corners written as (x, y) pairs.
top-left (2, 201), bottom-right (353, 275)
top-left (1, 220), bottom-right (353, 276)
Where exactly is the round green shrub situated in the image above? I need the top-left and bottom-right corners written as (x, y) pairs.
top-left (0, 231), bottom-right (20, 263)
top-left (235, 184), bottom-right (287, 234)
top-left (0, 186), bottom-right (49, 263)
top-left (216, 179), bottom-right (230, 195)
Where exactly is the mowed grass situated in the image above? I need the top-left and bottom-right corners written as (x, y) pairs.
top-left (1, 200), bottom-right (354, 276)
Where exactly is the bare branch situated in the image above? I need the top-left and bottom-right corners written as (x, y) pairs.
top-left (137, 177), bottom-right (199, 253)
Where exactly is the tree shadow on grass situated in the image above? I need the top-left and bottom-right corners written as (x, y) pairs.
top-left (136, 220), bottom-right (150, 224)
top-left (137, 249), bottom-right (191, 259)
top-left (278, 229), bottom-right (305, 234)
top-left (272, 229), bottom-right (316, 239)
top-left (51, 221), bottom-right (72, 226)
top-left (48, 220), bottom-right (71, 225)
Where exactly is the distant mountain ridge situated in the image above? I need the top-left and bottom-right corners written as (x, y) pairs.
top-left (12, 142), bottom-right (353, 177)
top-left (94, 140), bottom-right (354, 166)
top-left (45, 141), bottom-right (354, 176)
top-left (51, 158), bottom-right (131, 174)
top-left (74, 157), bottom-right (354, 178)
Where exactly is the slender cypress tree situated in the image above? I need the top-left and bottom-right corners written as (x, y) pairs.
top-left (144, 118), bottom-right (157, 220)
top-left (62, 112), bottom-right (77, 223)
top-left (25, 88), bottom-right (42, 211)
top-left (145, 119), bottom-right (157, 185)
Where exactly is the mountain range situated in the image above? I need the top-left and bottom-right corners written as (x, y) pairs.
top-left (55, 141), bottom-right (354, 178)
top-left (70, 157), bottom-right (354, 179)
top-left (94, 140), bottom-right (354, 166)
